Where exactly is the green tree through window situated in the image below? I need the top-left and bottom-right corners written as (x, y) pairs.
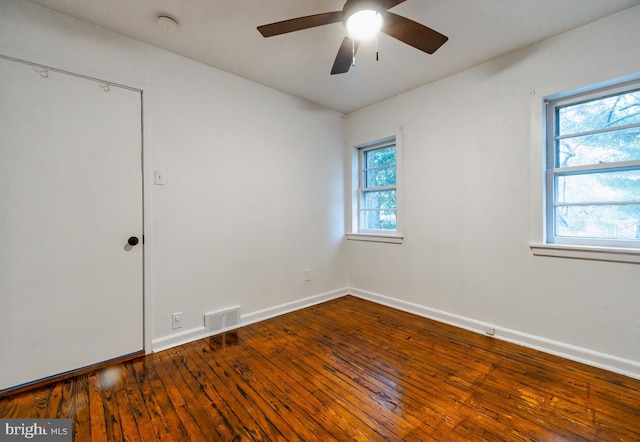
top-left (548, 82), bottom-right (640, 244)
top-left (359, 143), bottom-right (397, 231)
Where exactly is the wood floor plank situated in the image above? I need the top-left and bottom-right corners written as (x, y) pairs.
top-left (247, 318), bottom-right (455, 441)
top-left (0, 393), bottom-right (25, 419)
top-left (72, 375), bottom-right (92, 441)
top-left (143, 353), bottom-right (199, 441)
top-left (153, 354), bottom-right (207, 441)
top-left (45, 382), bottom-right (63, 417)
top-left (277, 305), bottom-right (538, 441)
top-left (330, 297), bottom-right (640, 438)
top-left (179, 343), bottom-right (273, 441)
top-left (208, 330), bottom-right (381, 442)
top-left (32, 386), bottom-right (52, 419)
top-left (122, 363), bottom-right (162, 442)
top-left (129, 358), bottom-right (174, 442)
top-left (247, 334), bottom-right (392, 438)
top-left (316, 323), bottom-right (553, 431)
top-left (275, 306), bottom-right (500, 430)
top-left (131, 357), bottom-right (182, 441)
top-left (172, 346), bottom-right (256, 441)
top-left (1, 295), bottom-right (639, 441)
top-left (87, 372), bottom-right (108, 442)
top-left (186, 342), bottom-right (306, 441)
top-left (113, 370), bottom-right (144, 442)
top-left (202, 334), bottom-right (356, 441)
top-left (312, 296), bottom-right (620, 438)
top-left (306, 298), bottom-right (596, 440)
top-left (190, 340), bottom-right (341, 441)
top-left (99, 370), bottom-right (125, 441)
top-left (155, 349), bottom-right (220, 441)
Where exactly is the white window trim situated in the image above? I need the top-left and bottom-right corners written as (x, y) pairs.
top-left (345, 232), bottom-right (404, 244)
top-left (529, 243), bottom-right (640, 264)
top-left (530, 73), bottom-right (640, 264)
top-left (347, 127), bottom-right (403, 244)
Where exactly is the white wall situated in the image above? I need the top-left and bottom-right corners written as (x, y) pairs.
top-left (0, 0), bottom-right (347, 350)
top-left (345, 6), bottom-right (640, 377)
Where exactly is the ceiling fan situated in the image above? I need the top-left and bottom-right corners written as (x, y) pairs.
top-left (257, 0), bottom-right (448, 75)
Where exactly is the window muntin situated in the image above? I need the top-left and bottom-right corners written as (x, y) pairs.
top-left (358, 142), bottom-right (397, 232)
top-left (546, 81), bottom-right (640, 246)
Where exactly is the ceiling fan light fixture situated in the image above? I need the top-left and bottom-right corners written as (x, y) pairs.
top-left (257, 0), bottom-right (449, 75)
top-left (344, 3), bottom-right (384, 41)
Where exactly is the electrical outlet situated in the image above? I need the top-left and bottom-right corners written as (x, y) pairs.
top-left (304, 268), bottom-right (311, 282)
top-left (172, 312), bottom-right (183, 330)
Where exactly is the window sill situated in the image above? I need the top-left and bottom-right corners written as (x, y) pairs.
top-left (346, 233), bottom-right (404, 244)
top-left (530, 243), bottom-right (640, 264)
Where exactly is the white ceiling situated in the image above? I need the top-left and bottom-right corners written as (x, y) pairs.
top-left (26, 0), bottom-right (640, 113)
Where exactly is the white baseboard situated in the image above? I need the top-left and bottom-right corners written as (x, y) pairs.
top-left (151, 287), bottom-right (348, 353)
top-left (152, 326), bottom-right (210, 353)
top-left (348, 287), bottom-right (640, 380)
top-left (152, 286), bottom-right (640, 380)
top-left (240, 287), bottom-right (347, 326)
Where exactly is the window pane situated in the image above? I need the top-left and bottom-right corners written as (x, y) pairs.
top-left (556, 127), bottom-right (640, 167)
top-left (365, 166), bottom-right (396, 187)
top-left (365, 146), bottom-right (396, 168)
top-left (555, 204), bottom-right (640, 240)
top-left (361, 210), bottom-right (397, 230)
top-left (362, 190), bottom-right (396, 209)
top-left (555, 170), bottom-right (640, 203)
top-left (557, 89), bottom-right (640, 135)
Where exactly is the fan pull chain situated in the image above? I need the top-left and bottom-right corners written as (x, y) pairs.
top-left (352, 39), bottom-right (356, 67)
top-left (376, 35), bottom-right (379, 61)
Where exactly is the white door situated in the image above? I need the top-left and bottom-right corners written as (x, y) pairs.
top-left (0, 57), bottom-right (143, 391)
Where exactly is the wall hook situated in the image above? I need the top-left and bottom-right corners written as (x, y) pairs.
top-left (100, 83), bottom-right (111, 92)
top-left (34, 68), bottom-right (48, 78)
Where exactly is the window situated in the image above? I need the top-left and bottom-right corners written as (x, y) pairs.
top-left (347, 132), bottom-right (402, 243)
top-left (358, 141), bottom-right (397, 232)
top-left (545, 80), bottom-right (640, 249)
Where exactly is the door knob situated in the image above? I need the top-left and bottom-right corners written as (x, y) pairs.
top-left (128, 236), bottom-right (139, 246)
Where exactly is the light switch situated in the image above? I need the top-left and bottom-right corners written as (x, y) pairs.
top-left (154, 169), bottom-right (165, 185)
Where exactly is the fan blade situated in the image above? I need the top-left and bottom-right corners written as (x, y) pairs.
top-left (382, 12), bottom-right (448, 54)
top-left (331, 37), bottom-right (360, 75)
top-left (258, 11), bottom-right (343, 37)
top-left (383, 0), bottom-right (407, 9)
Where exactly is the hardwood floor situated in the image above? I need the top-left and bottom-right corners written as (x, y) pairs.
top-left (1, 295), bottom-right (639, 441)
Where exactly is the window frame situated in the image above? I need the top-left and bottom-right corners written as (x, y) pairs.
top-left (357, 141), bottom-right (398, 234)
top-left (346, 129), bottom-right (403, 244)
top-left (529, 74), bottom-right (640, 264)
top-left (545, 79), bottom-right (640, 249)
